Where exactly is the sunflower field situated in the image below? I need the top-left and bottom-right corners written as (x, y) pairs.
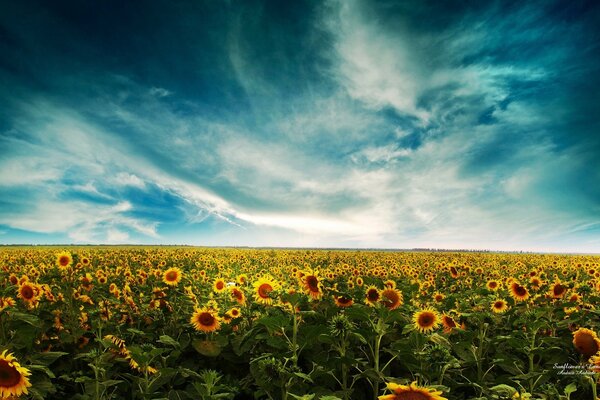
top-left (0, 247), bottom-right (599, 400)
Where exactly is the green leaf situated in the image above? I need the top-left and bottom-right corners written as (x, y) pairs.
top-left (192, 339), bottom-right (223, 357)
top-left (564, 383), bottom-right (577, 395)
top-left (31, 351), bottom-right (69, 365)
top-left (158, 335), bottom-right (181, 348)
top-left (9, 311), bottom-right (41, 326)
top-left (293, 372), bottom-right (314, 383)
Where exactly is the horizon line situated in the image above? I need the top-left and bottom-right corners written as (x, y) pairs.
top-left (0, 243), bottom-right (598, 256)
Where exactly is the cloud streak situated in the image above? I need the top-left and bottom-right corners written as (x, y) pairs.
top-left (0, 0), bottom-right (598, 251)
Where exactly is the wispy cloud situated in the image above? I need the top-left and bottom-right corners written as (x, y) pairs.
top-left (0, 0), bottom-right (598, 251)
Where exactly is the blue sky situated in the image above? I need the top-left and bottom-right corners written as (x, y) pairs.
top-left (1, 0), bottom-right (599, 252)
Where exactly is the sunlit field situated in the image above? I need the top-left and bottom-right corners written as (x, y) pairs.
top-left (1, 247), bottom-right (599, 399)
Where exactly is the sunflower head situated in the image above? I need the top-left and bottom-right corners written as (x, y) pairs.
top-left (491, 299), bottom-right (509, 314)
top-left (213, 278), bottom-right (226, 293)
top-left (365, 286), bottom-right (381, 306)
top-left (190, 307), bottom-right (221, 333)
top-left (56, 251), bottom-right (72, 269)
top-left (510, 282), bottom-right (530, 302)
top-left (572, 328), bottom-right (600, 358)
top-left (329, 313), bottom-right (354, 337)
top-left (162, 267), bottom-right (182, 286)
top-left (302, 271), bottom-right (323, 300)
top-left (379, 381), bottom-right (447, 400)
top-left (413, 308), bottom-right (441, 334)
top-left (253, 276), bottom-right (280, 305)
top-left (334, 295), bottom-right (354, 308)
top-left (380, 288), bottom-right (403, 310)
top-left (0, 350), bottom-right (32, 398)
top-left (550, 281), bottom-right (567, 299)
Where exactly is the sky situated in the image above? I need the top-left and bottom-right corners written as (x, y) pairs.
top-left (1, 0), bottom-right (599, 252)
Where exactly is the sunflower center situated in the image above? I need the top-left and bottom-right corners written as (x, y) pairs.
top-left (258, 283), bottom-right (273, 298)
top-left (367, 289), bottom-right (379, 302)
top-left (553, 285), bottom-right (566, 296)
top-left (443, 316), bottom-right (456, 328)
top-left (216, 281), bottom-right (224, 290)
top-left (381, 290), bottom-right (400, 309)
top-left (337, 297), bottom-right (352, 305)
top-left (494, 301), bottom-right (504, 308)
top-left (59, 256), bottom-right (70, 266)
top-left (575, 333), bottom-right (599, 357)
top-left (418, 313), bottom-right (434, 327)
top-left (20, 286), bottom-right (34, 300)
top-left (514, 285), bottom-right (527, 296)
top-left (395, 392), bottom-right (430, 400)
top-left (165, 271), bottom-right (178, 281)
top-left (306, 276), bottom-right (319, 292)
top-left (0, 359), bottom-right (21, 387)
top-left (198, 312), bottom-right (215, 326)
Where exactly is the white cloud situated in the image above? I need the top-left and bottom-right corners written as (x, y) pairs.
top-left (327, 0), bottom-right (429, 120)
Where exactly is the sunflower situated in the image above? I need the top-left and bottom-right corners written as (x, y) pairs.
top-left (236, 274), bottom-right (248, 285)
top-left (230, 287), bottom-right (246, 305)
top-left (213, 278), bottom-right (226, 293)
top-left (226, 307), bottom-right (241, 319)
top-left (365, 286), bottom-right (381, 306)
top-left (549, 281), bottom-right (567, 299)
top-left (190, 307), bottom-right (221, 333)
top-left (486, 280), bottom-right (500, 291)
top-left (0, 350), bottom-right (32, 398)
top-left (301, 271), bottom-right (323, 300)
top-left (162, 267), bottom-right (182, 286)
top-left (0, 297), bottom-right (15, 311)
top-left (253, 276), bottom-right (279, 305)
top-left (509, 282), bottom-right (530, 302)
top-left (383, 279), bottom-right (396, 289)
top-left (441, 314), bottom-right (458, 333)
top-left (572, 328), bottom-right (600, 358)
top-left (491, 299), bottom-right (509, 314)
top-left (380, 288), bottom-right (403, 310)
top-left (379, 381), bottom-right (447, 400)
top-left (56, 251), bottom-right (72, 269)
top-left (17, 282), bottom-right (38, 305)
top-left (413, 308), bottom-right (440, 334)
top-left (334, 295), bottom-right (354, 308)
top-left (589, 352), bottom-right (600, 373)
top-left (433, 292), bottom-right (445, 303)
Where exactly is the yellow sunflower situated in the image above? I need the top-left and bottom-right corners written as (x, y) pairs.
top-left (55, 251), bottom-right (72, 269)
top-left (17, 282), bottom-right (38, 305)
top-left (380, 288), bottom-right (403, 310)
top-left (162, 267), bottom-right (182, 286)
top-left (379, 381), bottom-right (447, 400)
top-left (253, 276), bottom-right (279, 305)
top-left (441, 314), bottom-right (458, 333)
top-left (509, 282), bottom-right (529, 302)
top-left (0, 350), bottom-right (32, 398)
top-left (226, 307), bottom-right (241, 319)
top-left (334, 295), bottom-right (354, 308)
top-left (572, 328), bottom-right (600, 358)
top-left (491, 299), bottom-right (509, 314)
top-left (230, 286), bottom-right (246, 305)
top-left (549, 281), bottom-right (567, 299)
top-left (190, 307), bottom-right (221, 333)
top-left (301, 271), bottom-right (323, 300)
top-left (213, 278), bottom-right (227, 293)
top-left (413, 308), bottom-right (440, 334)
top-left (364, 285), bottom-right (381, 306)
